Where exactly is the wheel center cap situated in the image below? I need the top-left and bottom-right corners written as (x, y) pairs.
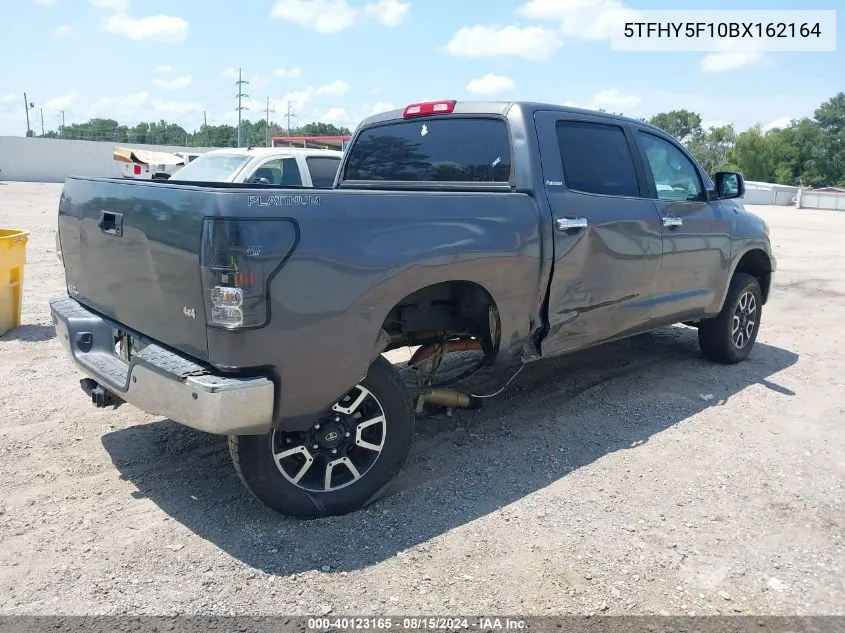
top-left (318, 424), bottom-right (344, 449)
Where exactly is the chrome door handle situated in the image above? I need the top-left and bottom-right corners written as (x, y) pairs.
top-left (662, 216), bottom-right (683, 228)
top-left (556, 217), bottom-right (588, 231)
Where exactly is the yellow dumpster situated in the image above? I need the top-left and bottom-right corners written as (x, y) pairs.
top-left (0, 228), bottom-right (29, 337)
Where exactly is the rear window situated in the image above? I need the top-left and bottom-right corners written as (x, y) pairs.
top-left (343, 117), bottom-right (511, 182)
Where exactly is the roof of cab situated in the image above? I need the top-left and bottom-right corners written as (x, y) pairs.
top-left (201, 147), bottom-right (342, 158)
top-left (357, 100), bottom-right (666, 136)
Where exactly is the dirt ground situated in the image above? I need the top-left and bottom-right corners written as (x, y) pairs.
top-left (0, 181), bottom-right (842, 616)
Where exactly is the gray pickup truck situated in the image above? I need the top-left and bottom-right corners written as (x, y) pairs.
top-left (50, 100), bottom-right (775, 519)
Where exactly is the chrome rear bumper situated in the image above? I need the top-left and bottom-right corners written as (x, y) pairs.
top-left (49, 297), bottom-right (274, 435)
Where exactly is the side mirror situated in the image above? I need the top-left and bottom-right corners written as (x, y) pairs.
top-left (715, 171), bottom-right (745, 199)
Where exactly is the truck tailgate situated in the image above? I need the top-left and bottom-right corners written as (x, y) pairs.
top-left (57, 177), bottom-right (210, 360)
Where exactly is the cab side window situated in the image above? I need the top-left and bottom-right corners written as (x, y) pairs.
top-left (638, 132), bottom-right (705, 202)
top-left (555, 120), bottom-right (641, 198)
top-left (246, 157), bottom-right (303, 186)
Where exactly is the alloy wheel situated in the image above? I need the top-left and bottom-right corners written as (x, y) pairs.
top-left (271, 384), bottom-right (387, 492)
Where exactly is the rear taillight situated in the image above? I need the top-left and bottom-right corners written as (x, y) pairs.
top-left (200, 218), bottom-right (297, 329)
top-left (403, 100), bottom-right (457, 117)
top-left (133, 164), bottom-right (141, 175)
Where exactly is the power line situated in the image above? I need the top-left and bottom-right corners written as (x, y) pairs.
top-left (235, 68), bottom-right (249, 148)
top-left (23, 93), bottom-right (33, 137)
top-left (265, 97), bottom-right (276, 147)
top-left (286, 101), bottom-right (297, 136)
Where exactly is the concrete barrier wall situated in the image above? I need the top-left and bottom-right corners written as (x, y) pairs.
top-left (0, 136), bottom-right (216, 183)
top-left (796, 189), bottom-right (845, 211)
top-left (741, 181), bottom-right (799, 206)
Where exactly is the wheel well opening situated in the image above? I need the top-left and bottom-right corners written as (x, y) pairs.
top-left (735, 249), bottom-right (773, 303)
top-left (381, 281), bottom-right (500, 361)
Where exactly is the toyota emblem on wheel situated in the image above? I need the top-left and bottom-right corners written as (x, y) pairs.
top-left (324, 431), bottom-right (338, 442)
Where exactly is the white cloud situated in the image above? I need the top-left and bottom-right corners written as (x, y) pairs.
top-left (270, 0), bottom-right (357, 33)
top-left (371, 102), bottom-right (395, 114)
top-left (150, 99), bottom-right (202, 117)
top-left (102, 13), bottom-right (189, 42)
top-left (316, 80), bottom-right (350, 98)
top-left (53, 24), bottom-right (72, 38)
top-left (44, 91), bottom-right (78, 111)
top-left (559, 90), bottom-right (640, 113)
top-left (591, 88), bottom-right (640, 111)
top-left (222, 68), bottom-right (240, 79)
top-left (466, 73), bottom-right (516, 96)
top-left (153, 75), bottom-right (192, 90)
top-left (89, 0), bottom-right (129, 10)
top-left (89, 91), bottom-right (201, 123)
top-left (32, 0), bottom-right (57, 6)
top-left (519, 0), bottom-right (641, 41)
top-left (0, 94), bottom-right (15, 105)
top-left (275, 67), bottom-right (302, 79)
top-left (445, 25), bottom-right (561, 61)
top-left (90, 91), bottom-right (151, 113)
top-left (763, 116), bottom-right (793, 132)
top-left (156, 64), bottom-right (173, 73)
top-left (363, 0), bottom-right (410, 27)
top-left (700, 51), bottom-right (765, 73)
top-left (318, 107), bottom-right (353, 126)
top-left (278, 86), bottom-right (316, 114)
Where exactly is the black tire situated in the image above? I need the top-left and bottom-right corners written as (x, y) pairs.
top-left (229, 355), bottom-right (415, 519)
top-left (698, 272), bottom-right (762, 364)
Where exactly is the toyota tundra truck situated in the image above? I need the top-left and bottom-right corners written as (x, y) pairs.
top-left (49, 100), bottom-right (775, 519)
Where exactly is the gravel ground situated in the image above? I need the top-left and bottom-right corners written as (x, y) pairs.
top-left (0, 181), bottom-right (843, 616)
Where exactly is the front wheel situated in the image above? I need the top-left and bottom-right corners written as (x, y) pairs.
top-left (229, 356), bottom-right (415, 519)
top-left (697, 272), bottom-right (763, 364)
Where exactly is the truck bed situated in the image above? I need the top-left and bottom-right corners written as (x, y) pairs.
top-left (56, 175), bottom-right (545, 423)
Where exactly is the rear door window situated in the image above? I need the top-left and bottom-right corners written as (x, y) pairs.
top-left (306, 156), bottom-right (341, 187)
top-left (344, 117), bottom-right (511, 182)
top-left (555, 121), bottom-right (641, 197)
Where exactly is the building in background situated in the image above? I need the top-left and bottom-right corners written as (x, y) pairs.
top-left (272, 135), bottom-right (350, 151)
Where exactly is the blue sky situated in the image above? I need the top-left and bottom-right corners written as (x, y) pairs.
top-left (0, 0), bottom-right (841, 137)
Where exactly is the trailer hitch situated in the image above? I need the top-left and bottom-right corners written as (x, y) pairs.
top-left (80, 378), bottom-right (116, 408)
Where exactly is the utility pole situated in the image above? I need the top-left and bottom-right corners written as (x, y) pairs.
top-left (235, 68), bottom-right (249, 148)
top-left (40, 107), bottom-right (45, 136)
top-left (285, 101), bottom-right (297, 136)
top-left (60, 110), bottom-right (65, 139)
top-left (265, 97), bottom-right (276, 147)
top-left (203, 110), bottom-right (208, 146)
top-left (23, 92), bottom-right (32, 137)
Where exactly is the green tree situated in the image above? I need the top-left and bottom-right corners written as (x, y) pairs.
top-left (730, 125), bottom-right (775, 182)
top-left (648, 110), bottom-right (703, 144)
top-left (688, 124), bottom-right (737, 174)
top-left (813, 92), bottom-right (845, 185)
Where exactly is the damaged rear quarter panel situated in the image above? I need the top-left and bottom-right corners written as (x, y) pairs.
top-left (205, 188), bottom-right (545, 429)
